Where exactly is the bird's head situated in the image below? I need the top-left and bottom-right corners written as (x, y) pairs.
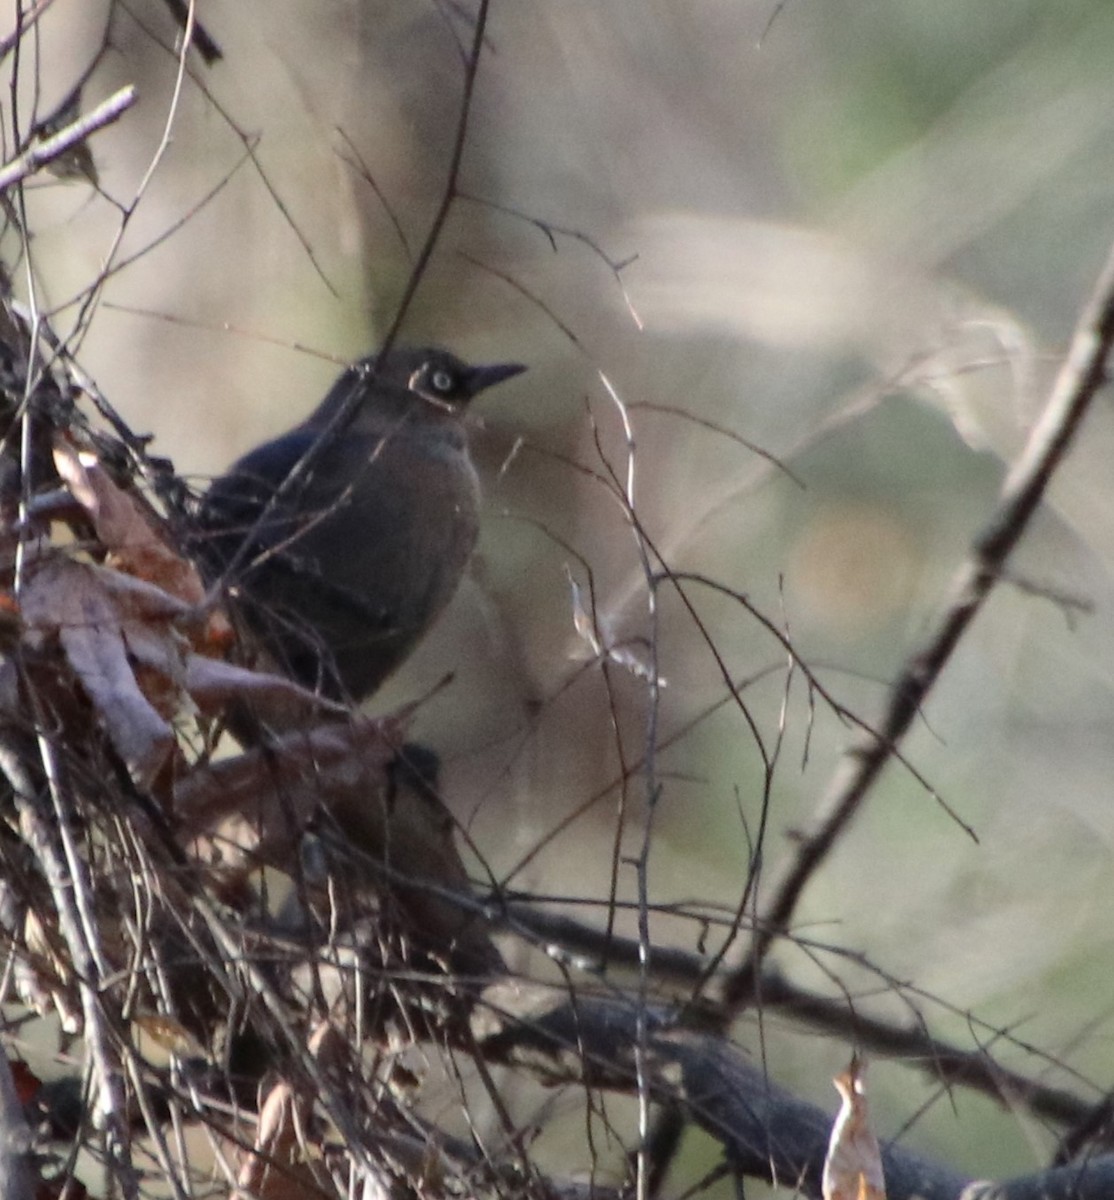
top-left (382, 346), bottom-right (527, 412)
top-left (307, 345), bottom-right (526, 429)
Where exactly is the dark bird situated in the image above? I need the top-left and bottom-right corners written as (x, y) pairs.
top-left (196, 346), bottom-right (525, 712)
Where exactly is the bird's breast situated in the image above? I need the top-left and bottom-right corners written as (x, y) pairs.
top-left (306, 428), bottom-right (480, 613)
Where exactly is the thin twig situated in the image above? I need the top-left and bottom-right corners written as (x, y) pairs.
top-left (0, 0), bottom-right (56, 61)
top-left (456, 190), bottom-right (642, 325)
top-left (203, 0), bottom-right (495, 601)
top-left (335, 124), bottom-right (413, 261)
top-left (375, 0), bottom-right (493, 362)
top-left (628, 400), bottom-right (806, 489)
top-left (0, 84), bottom-right (137, 193)
top-left (157, 0), bottom-right (223, 63)
top-left (114, 0), bottom-right (337, 296)
top-left (17, 730), bottom-right (138, 1196)
top-left (61, 3), bottom-right (196, 353)
top-left (458, 249), bottom-right (583, 345)
top-left (721, 234), bottom-right (1114, 1012)
top-left (591, 373), bottom-right (663, 1200)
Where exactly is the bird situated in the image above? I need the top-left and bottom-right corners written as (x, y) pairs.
top-left (313, 741), bottom-right (506, 976)
top-left (195, 345), bottom-right (526, 714)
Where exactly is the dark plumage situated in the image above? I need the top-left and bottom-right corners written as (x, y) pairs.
top-left (196, 346), bottom-right (525, 708)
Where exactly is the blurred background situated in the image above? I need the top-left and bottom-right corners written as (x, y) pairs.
top-left (11, 0), bottom-right (1114, 1190)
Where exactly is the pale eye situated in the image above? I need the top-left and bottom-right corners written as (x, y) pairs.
top-left (429, 369), bottom-right (456, 393)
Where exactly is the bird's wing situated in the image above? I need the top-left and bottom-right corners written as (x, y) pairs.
top-left (199, 428), bottom-right (324, 558)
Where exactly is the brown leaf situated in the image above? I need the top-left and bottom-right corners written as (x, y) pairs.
top-left (176, 716), bottom-right (400, 874)
top-left (21, 557), bottom-right (177, 787)
top-left (20, 909), bottom-right (80, 1033)
top-left (184, 652), bottom-right (347, 724)
top-left (232, 1080), bottom-right (338, 1200)
top-left (131, 1013), bottom-right (206, 1064)
top-left (51, 439), bottom-right (233, 656)
top-left (8, 1059), bottom-right (42, 1106)
top-left (822, 1056), bottom-right (887, 1200)
top-left (52, 441), bottom-right (205, 605)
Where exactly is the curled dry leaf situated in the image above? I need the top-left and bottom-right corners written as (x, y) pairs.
top-left (565, 563), bottom-right (667, 687)
top-left (131, 1012), bottom-right (207, 1066)
top-left (32, 443), bottom-right (391, 778)
top-left (822, 1056), bottom-right (886, 1200)
top-left (19, 907), bottom-right (80, 1033)
top-left (5, 442), bottom-right (240, 787)
top-left (52, 441), bottom-right (206, 606)
top-left (20, 557), bottom-right (181, 787)
top-left (232, 1080), bottom-right (338, 1200)
top-left (51, 438), bottom-right (232, 654)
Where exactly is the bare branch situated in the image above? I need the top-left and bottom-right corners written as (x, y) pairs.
top-left (375, 0), bottom-right (493, 360)
top-left (722, 234), bottom-right (1114, 1009)
top-left (0, 84), bottom-right (137, 193)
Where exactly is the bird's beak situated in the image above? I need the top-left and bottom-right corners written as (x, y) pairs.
top-left (466, 361), bottom-right (528, 393)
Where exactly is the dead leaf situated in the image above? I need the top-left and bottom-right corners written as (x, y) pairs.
top-left (232, 1080), bottom-right (338, 1200)
top-left (21, 557), bottom-right (178, 787)
top-left (184, 652), bottom-right (347, 724)
top-left (132, 1013), bottom-right (206, 1064)
top-left (52, 441), bottom-right (206, 604)
top-left (822, 1055), bottom-right (886, 1200)
top-left (176, 716), bottom-right (400, 872)
top-left (19, 907), bottom-right (80, 1032)
top-left (52, 439), bottom-right (234, 663)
